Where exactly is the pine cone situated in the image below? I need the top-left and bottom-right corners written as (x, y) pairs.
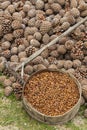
top-left (15, 1), bottom-right (24, 11)
top-left (15, 38), bottom-right (24, 45)
top-left (40, 21), bottom-right (52, 35)
top-left (35, 20), bottom-right (42, 28)
top-left (78, 66), bottom-right (87, 79)
top-left (13, 29), bottom-right (24, 38)
top-left (3, 68), bottom-right (12, 77)
top-left (0, 18), bottom-right (12, 35)
top-left (12, 82), bottom-right (23, 100)
top-left (36, 0), bottom-right (44, 10)
top-left (74, 66), bottom-right (87, 80)
top-left (1, 50), bottom-right (11, 59)
top-left (12, 20), bottom-right (22, 30)
top-left (28, 18), bottom-right (36, 27)
top-left (82, 85), bottom-right (87, 101)
top-left (48, 57), bottom-right (57, 64)
top-left (71, 30), bottom-right (85, 41)
top-left (26, 46), bottom-right (36, 57)
top-left (71, 41), bottom-right (84, 60)
top-left (50, 3), bottom-right (61, 13)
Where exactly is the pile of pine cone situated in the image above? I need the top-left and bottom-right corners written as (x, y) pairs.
top-left (0, 0), bottom-right (87, 117)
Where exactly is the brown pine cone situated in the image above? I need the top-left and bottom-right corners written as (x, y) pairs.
top-left (40, 21), bottom-right (52, 35)
top-left (3, 68), bottom-right (12, 77)
top-left (15, 38), bottom-right (24, 45)
top-left (12, 82), bottom-right (23, 100)
top-left (50, 3), bottom-right (61, 13)
top-left (0, 18), bottom-right (12, 36)
top-left (74, 66), bottom-right (87, 80)
top-left (25, 46), bottom-right (36, 57)
top-left (48, 57), bottom-right (57, 65)
top-left (1, 50), bottom-right (11, 59)
top-left (13, 29), bottom-right (24, 38)
top-left (71, 41), bottom-right (84, 60)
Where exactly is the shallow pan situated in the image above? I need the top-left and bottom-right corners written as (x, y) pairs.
top-left (22, 69), bottom-right (82, 125)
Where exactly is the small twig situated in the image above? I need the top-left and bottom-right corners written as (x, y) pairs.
top-left (15, 16), bottom-right (87, 72)
top-left (21, 63), bottom-right (24, 79)
top-left (5, 61), bottom-right (10, 70)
